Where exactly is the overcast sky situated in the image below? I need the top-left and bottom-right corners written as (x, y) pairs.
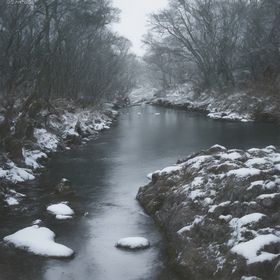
top-left (112, 0), bottom-right (169, 56)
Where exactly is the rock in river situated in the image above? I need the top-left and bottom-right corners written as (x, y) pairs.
top-left (116, 237), bottom-right (150, 250)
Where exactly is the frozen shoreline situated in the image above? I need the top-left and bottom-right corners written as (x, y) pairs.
top-left (0, 100), bottom-right (118, 208)
top-left (134, 84), bottom-right (280, 123)
top-left (137, 144), bottom-right (280, 280)
top-left (0, 100), bottom-right (118, 257)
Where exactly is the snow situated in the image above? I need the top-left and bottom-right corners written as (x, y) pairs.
top-left (94, 122), bottom-right (108, 131)
top-left (247, 180), bottom-right (264, 190)
top-left (60, 112), bottom-right (79, 137)
top-left (187, 155), bottom-right (212, 169)
top-left (47, 203), bottom-right (74, 219)
top-left (204, 197), bottom-right (214, 205)
top-left (56, 214), bottom-right (73, 220)
top-left (5, 197), bottom-right (19, 206)
top-left (237, 213), bottom-right (266, 227)
top-left (219, 215), bottom-right (232, 222)
top-left (227, 168), bottom-right (261, 178)
top-left (142, 144), bottom-right (280, 276)
top-left (116, 237), bottom-right (150, 249)
top-left (211, 144), bottom-right (227, 151)
top-left (10, 189), bottom-right (25, 197)
top-left (4, 225), bottom-right (74, 257)
top-left (231, 234), bottom-right (280, 264)
top-left (0, 162), bottom-right (35, 183)
top-left (4, 189), bottom-right (26, 206)
top-left (191, 176), bottom-right (204, 187)
top-left (209, 201), bottom-right (231, 213)
top-left (34, 128), bottom-right (59, 152)
top-left (208, 112), bottom-right (252, 122)
top-left (256, 193), bottom-right (279, 200)
top-left (189, 189), bottom-right (205, 200)
top-left (146, 171), bottom-right (160, 180)
top-left (220, 152), bottom-right (242, 161)
top-left (32, 219), bottom-right (42, 225)
top-left (22, 149), bottom-right (47, 169)
top-left (161, 165), bottom-right (182, 174)
top-left (208, 205), bottom-right (218, 213)
top-left (129, 86), bottom-right (156, 105)
top-left (229, 213), bottom-right (266, 245)
top-left (157, 165), bottom-right (182, 175)
top-left (241, 277), bottom-right (262, 280)
top-left (245, 158), bottom-right (269, 168)
top-left (177, 216), bottom-right (204, 234)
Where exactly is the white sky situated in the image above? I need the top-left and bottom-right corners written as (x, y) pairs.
top-left (112, 0), bottom-right (169, 56)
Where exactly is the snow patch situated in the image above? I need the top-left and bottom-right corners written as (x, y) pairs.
top-left (23, 149), bottom-right (47, 169)
top-left (116, 237), bottom-right (150, 249)
top-left (47, 203), bottom-right (74, 219)
top-left (4, 225), bottom-right (74, 257)
top-left (177, 216), bottom-right (204, 234)
top-left (5, 197), bottom-right (19, 206)
top-left (227, 168), bottom-right (261, 178)
top-left (0, 162), bottom-right (35, 183)
top-left (34, 128), bottom-right (59, 152)
top-left (231, 234), bottom-right (280, 264)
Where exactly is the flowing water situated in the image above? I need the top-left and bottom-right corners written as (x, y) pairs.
top-left (1, 105), bottom-right (280, 280)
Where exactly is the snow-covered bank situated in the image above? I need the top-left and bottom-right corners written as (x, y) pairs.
top-left (129, 86), bottom-right (157, 105)
top-left (0, 100), bottom-right (118, 258)
top-left (137, 145), bottom-right (280, 280)
top-left (147, 84), bottom-right (280, 123)
top-left (0, 100), bottom-right (118, 207)
top-left (116, 237), bottom-right (150, 250)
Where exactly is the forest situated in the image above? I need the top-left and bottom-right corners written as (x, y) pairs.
top-left (0, 0), bottom-right (135, 104)
top-left (144, 0), bottom-right (280, 95)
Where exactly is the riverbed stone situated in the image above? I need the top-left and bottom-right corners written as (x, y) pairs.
top-left (55, 178), bottom-right (74, 195)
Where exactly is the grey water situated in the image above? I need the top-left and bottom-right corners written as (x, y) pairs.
top-left (0, 105), bottom-right (280, 280)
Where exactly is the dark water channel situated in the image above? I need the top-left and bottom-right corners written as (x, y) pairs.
top-left (0, 105), bottom-right (280, 280)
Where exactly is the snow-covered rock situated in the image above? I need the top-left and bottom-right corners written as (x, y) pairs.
top-left (241, 277), bottom-right (262, 280)
top-left (3, 188), bottom-right (26, 206)
top-left (231, 234), bottom-right (280, 264)
top-left (0, 161), bottom-right (34, 183)
top-left (34, 128), bottom-right (59, 152)
top-left (4, 225), bottom-right (74, 258)
top-left (47, 202), bottom-right (74, 219)
top-left (5, 197), bottom-right (19, 206)
top-left (22, 149), bottom-right (47, 169)
top-left (116, 237), bottom-right (150, 250)
top-left (137, 145), bottom-right (280, 279)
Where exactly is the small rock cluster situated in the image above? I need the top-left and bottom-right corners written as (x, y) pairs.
top-left (137, 144), bottom-right (280, 280)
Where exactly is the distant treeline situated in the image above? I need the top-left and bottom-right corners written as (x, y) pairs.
top-left (144, 0), bottom-right (280, 94)
top-left (0, 0), bottom-right (136, 104)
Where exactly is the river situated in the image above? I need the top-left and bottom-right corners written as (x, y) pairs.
top-left (0, 105), bottom-right (280, 280)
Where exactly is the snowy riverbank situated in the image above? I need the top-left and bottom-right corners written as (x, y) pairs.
top-left (145, 84), bottom-right (280, 123)
top-left (0, 100), bottom-right (118, 208)
top-left (0, 99), bottom-right (118, 257)
top-left (137, 144), bottom-right (280, 280)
